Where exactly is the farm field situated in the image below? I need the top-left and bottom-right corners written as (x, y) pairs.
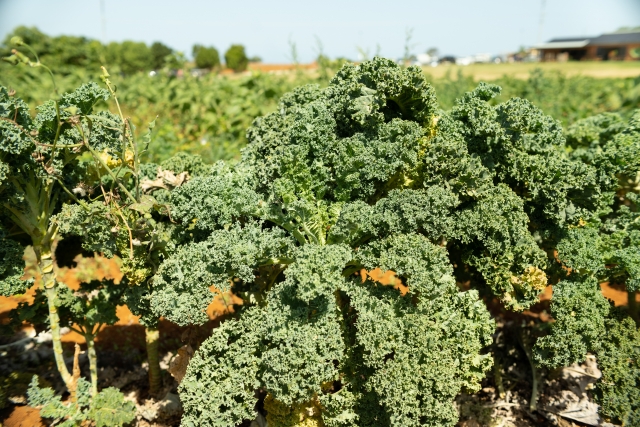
top-left (1, 29), bottom-right (640, 427)
top-left (422, 60), bottom-right (640, 80)
top-left (247, 60), bottom-right (640, 80)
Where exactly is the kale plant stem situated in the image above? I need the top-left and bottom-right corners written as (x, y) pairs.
top-left (85, 332), bottom-right (99, 396)
top-left (145, 326), bottom-right (161, 395)
top-left (41, 247), bottom-right (72, 388)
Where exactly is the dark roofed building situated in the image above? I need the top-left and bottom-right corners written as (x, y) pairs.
top-left (537, 31), bottom-right (640, 61)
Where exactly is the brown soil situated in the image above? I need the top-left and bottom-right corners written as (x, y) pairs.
top-left (2, 405), bottom-right (45, 427)
top-left (0, 288), bottom-right (242, 427)
top-left (601, 282), bottom-right (639, 306)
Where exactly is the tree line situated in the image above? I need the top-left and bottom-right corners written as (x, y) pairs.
top-left (1, 26), bottom-right (252, 74)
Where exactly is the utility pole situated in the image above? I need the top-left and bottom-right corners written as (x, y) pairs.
top-left (537, 0), bottom-right (546, 45)
top-left (100, 0), bottom-right (107, 43)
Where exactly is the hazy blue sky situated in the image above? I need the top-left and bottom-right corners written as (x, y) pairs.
top-left (0, 0), bottom-right (638, 62)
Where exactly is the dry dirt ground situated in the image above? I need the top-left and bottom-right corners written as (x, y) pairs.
top-left (1, 278), bottom-right (637, 427)
top-left (422, 61), bottom-right (640, 81)
top-left (246, 61), bottom-right (640, 80)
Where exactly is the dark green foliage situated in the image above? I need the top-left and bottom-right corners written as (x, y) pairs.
top-left (193, 44), bottom-right (220, 69)
top-left (347, 234), bottom-right (493, 426)
top-left (105, 40), bottom-right (153, 75)
top-left (152, 221), bottom-right (295, 325)
top-left (159, 151), bottom-right (209, 176)
top-left (1, 26), bottom-right (103, 71)
top-left (555, 113), bottom-right (640, 292)
top-left (529, 109), bottom-right (640, 425)
top-left (0, 81), bottom-right (118, 243)
top-left (54, 202), bottom-right (116, 256)
top-left (451, 84), bottom-right (609, 227)
top-left (224, 44), bottom-right (248, 72)
top-left (592, 312), bottom-right (640, 425)
top-left (0, 226), bottom-right (28, 297)
top-left (534, 276), bottom-right (610, 368)
top-left (1, 26), bottom-right (169, 75)
top-left (168, 162), bottom-right (260, 234)
top-left (34, 83), bottom-right (111, 154)
top-left (180, 310), bottom-right (262, 427)
top-left (600, 194), bottom-right (640, 292)
top-left (0, 86), bottom-right (34, 157)
top-left (150, 41), bottom-right (173, 70)
top-left (163, 58), bottom-right (640, 426)
top-left (166, 58), bottom-right (572, 426)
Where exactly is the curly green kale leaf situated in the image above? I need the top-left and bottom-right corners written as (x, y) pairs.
top-left (345, 235), bottom-right (493, 426)
top-left (534, 276), bottom-right (610, 368)
top-left (600, 195), bottom-right (640, 291)
top-left (159, 151), bottom-right (209, 177)
top-left (178, 244), bottom-right (346, 424)
top-left (0, 86), bottom-right (33, 156)
top-left (88, 387), bottom-right (137, 427)
top-left (53, 201), bottom-right (117, 256)
top-left (152, 222), bottom-right (295, 325)
top-left (174, 59), bottom-right (589, 427)
top-left (592, 311), bottom-right (640, 426)
top-left (34, 82), bottom-right (109, 148)
top-left (557, 194), bottom-right (640, 292)
top-left (180, 312), bottom-right (262, 427)
top-left (456, 185), bottom-right (548, 309)
top-left (28, 376), bottom-right (135, 427)
top-left (0, 227), bottom-right (29, 297)
top-left (169, 162), bottom-right (260, 235)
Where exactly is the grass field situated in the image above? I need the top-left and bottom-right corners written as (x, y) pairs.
top-left (422, 60), bottom-right (640, 80)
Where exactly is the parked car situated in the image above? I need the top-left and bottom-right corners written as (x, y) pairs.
top-left (438, 55), bottom-right (456, 64)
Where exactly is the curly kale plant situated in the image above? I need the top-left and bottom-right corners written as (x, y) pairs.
top-left (0, 80), bottom-right (116, 379)
top-left (28, 376), bottom-right (135, 427)
top-left (1, 42), bottom-right (136, 424)
top-left (52, 148), bottom-right (209, 395)
top-left (147, 57), bottom-right (636, 426)
top-left (534, 110), bottom-right (640, 424)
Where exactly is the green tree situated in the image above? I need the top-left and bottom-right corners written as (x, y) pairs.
top-left (192, 44), bottom-right (220, 69)
top-left (1, 26), bottom-right (103, 71)
top-left (224, 44), bottom-right (248, 72)
top-left (1, 26), bottom-right (49, 57)
top-left (105, 41), bottom-right (153, 74)
top-left (119, 41), bottom-right (153, 73)
top-left (47, 35), bottom-right (97, 68)
top-left (150, 41), bottom-right (173, 69)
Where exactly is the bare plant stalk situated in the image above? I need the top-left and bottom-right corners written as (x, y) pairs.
top-left (41, 246), bottom-right (72, 388)
top-left (85, 333), bottom-right (99, 396)
top-left (529, 364), bottom-right (539, 412)
top-left (68, 344), bottom-right (82, 403)
top-left (146, 327), bottom-right (161, 395)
